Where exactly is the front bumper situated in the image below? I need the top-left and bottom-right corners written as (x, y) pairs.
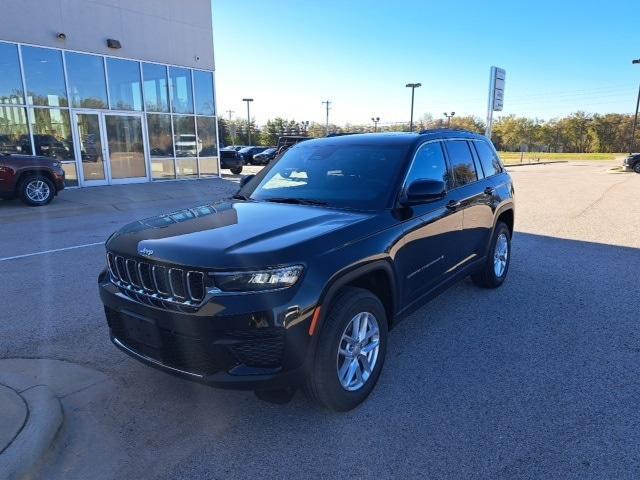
top-left (53, 167), bottom-right (65, 192)
top-left (99, 270), bottom-right (315, 390)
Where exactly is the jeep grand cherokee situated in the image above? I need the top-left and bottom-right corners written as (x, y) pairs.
top-left (99, 130), bottom-right (515, 411)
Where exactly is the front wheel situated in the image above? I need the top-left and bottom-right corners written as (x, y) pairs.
top-left (471, 221), bottom-right (511, 288)
top-left (305, 287), bottom-right (388, 411)
top-left (19, 175), bottom-right (55, 206)
top-left (230, 166), bottom-right (243, 175)
top-left (634, 162), bottom-right (640, 174)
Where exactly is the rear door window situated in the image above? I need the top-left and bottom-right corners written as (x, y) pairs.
top-left (444, 141), bottom-right (477, 187)
top-left (473, 140), bottom-right (502, 177)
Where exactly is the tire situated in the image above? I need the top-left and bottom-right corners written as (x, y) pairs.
top-left (19, 174), bottom-right (55, 206)
top-left (471, 221), bottom-right (511, 288)
top-left (634, 162), bottom-right (640, 174)
top-left (305, 286), bottom-right (388, 411)
top-left (230, 166), bottom-right (243, 175)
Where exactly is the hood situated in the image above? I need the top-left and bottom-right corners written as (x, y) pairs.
top-left (106, 200), bottom-right (382, 269)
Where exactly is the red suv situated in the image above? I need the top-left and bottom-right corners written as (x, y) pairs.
top-left (0, 154), bottom-right (66, 206)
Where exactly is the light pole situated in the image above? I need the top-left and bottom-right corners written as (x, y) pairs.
top-left (443, 111), bottom-right (455, 128)
top-left (322, 100), bottom-right (331, 136)
top-left (405, 83), bottom-right (421, 132)
top-left (630, 59), bottom-right (640, 154)
top-left (371, 116), bottom-right (380, 132)
top-left (242, 98), bottom-right (253, 144)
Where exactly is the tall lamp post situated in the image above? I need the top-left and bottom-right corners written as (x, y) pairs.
top-left (405, 83), bottom-right (421, 132)
top-left (242, 98), bottom-right (254, 144)
top-left (322, 100), bottom-right (331, 136)
top-left (630, 59), bottom-right (640, 154)
top-left (371, 116), bottom-right (380, 132)
top-left (443, 111), bottom-right (455, 128)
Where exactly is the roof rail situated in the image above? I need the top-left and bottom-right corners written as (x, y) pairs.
top-left (418, 128), bottom-right (476, 135)
top-left (326, 132), bottom-right (359, 137)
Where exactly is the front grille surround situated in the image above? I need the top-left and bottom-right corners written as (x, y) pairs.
top-left (107, 252), bottom-right (206, 307)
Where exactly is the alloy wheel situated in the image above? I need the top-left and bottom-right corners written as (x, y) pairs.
top-left (25, 179), bottom-right (51, 203)
top-left (493, 233), bottom-right (509, 277)
top-left (336, 311), bottom-right (380, 391)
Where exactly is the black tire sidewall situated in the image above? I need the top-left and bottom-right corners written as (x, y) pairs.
top-left (20, 175), bottom-right (55, 206)
top-left (230, 167), bottom-right (243, 174)
top-left (311, 288), bottom-right (388, 411)
top-left (634, 162), bottom-right (640, 174)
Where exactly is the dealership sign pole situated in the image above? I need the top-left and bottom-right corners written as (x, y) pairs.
top-left (485, 66), bottom-right (505, 139)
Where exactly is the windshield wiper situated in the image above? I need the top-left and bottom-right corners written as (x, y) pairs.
top-left (264, 197), bottom-right (328, 206)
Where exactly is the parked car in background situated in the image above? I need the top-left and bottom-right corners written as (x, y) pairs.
top-left (238, 146), bottom-right (268, 165)
top-left (0, 153), bottom-right (65, 206)
top-left (99, 130), bottom-right (515, 411)
top-left (251, 147), bottom-right (278, 165)
top-left (219, 147), bottom-right (244, 174)
top-left (622, 153), bottom-right (640, 173)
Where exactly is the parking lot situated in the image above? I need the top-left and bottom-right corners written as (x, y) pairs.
top-left (1, 162), bottom-right (639, 479)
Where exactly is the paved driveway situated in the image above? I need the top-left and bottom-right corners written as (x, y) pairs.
top-left (0, 162), bottom-right (638, 479)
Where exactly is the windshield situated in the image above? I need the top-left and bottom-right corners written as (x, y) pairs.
top-left (242, 143), bottom-right (408, 210)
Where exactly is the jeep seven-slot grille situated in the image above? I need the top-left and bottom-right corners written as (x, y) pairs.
top-left (107, 253), bottom-right (206, 305)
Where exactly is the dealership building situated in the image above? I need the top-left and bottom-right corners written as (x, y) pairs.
top-left (0, 0), bottom-right (218, 187)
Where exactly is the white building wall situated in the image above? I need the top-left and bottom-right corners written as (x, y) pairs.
top-left (0, 0), bottom-right (214, 70)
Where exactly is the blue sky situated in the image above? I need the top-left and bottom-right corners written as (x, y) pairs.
top-left (212, 0), bottom-right (640, 125)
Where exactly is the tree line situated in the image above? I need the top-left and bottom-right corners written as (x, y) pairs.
top-left (218, 111), bottom-right (638, 153)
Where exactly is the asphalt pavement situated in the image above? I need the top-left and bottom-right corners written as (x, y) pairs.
top-left (0, 162), bottom-right (638, 479)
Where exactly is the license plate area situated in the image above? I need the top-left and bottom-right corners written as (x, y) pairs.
top-left (119, 311), bottom-right (162, 349)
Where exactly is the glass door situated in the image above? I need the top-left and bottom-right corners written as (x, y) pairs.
top-left (74, 111), bottom-right (108, 186)
top-left (73, 111), bottom-right (149, 186)
top-left (104, 113), bottom-right (148, 183)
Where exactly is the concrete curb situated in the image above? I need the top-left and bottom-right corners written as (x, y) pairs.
top-left (0, 384), bottom-right (63, 480)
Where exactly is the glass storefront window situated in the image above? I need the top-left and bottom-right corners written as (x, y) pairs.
top-left (196, 116), bottom-right (217, 156)
top-left (193, 70), bottom-right (214, 116)
top-left (197, 117), bottom-right (218, 176)
top-left (105, 115), bottom-right (147, 179)
top-left (142, 63), bottom-right (169, 113)
top-left (61, 162), bottom-right (78, 187)
top-left (107, 58), bottom-right (142, 111)
top-left (0, 43), bottom-right (24, 105)
top-left (0, 107), bottom-right (31, 155)
top-left (21, 46), bottom-right (67, 107)
top-left (147, 114), bottom-right (175, 179)
top-left (28, 108), bottom-right (74, 160)
top-left (66, 52), bottom-right (108, 109)
top-left (173, 115), bottom-right (197, 176)
top-left (169, 67), bottom-right (193, 114)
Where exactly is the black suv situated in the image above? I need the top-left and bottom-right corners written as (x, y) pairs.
top-left (622, 153), bottom-right (640, 173)
top-left (99, 130), bottom-right (514, 411)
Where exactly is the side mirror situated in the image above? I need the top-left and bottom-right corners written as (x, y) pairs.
top-left (239, 174), bottom-right (255, 188)
top-left (402, 179), bottom-right (446, 205)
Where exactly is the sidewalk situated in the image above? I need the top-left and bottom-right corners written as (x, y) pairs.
top-left (0, 359), bottom-right (108, 480)
top-left (0, 175), bottom-right (242, 223)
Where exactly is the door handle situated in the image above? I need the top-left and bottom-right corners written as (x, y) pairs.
top-left (446, 200), bottom-right (461, 210)
top-left (484, 186), bottom-right (495, 195)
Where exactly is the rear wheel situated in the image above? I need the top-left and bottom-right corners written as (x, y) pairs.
top-left (230, 166), bottom-right (243, 174)
top-left (19, 174), bottom-right (55, 206)
top-left (306, 287), bottom-right (387, 411)
top-left (471, 221), bottom-right (511, 288)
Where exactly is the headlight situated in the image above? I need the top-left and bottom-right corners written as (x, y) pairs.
top-left (212, 265), bottom-right (303, 292)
